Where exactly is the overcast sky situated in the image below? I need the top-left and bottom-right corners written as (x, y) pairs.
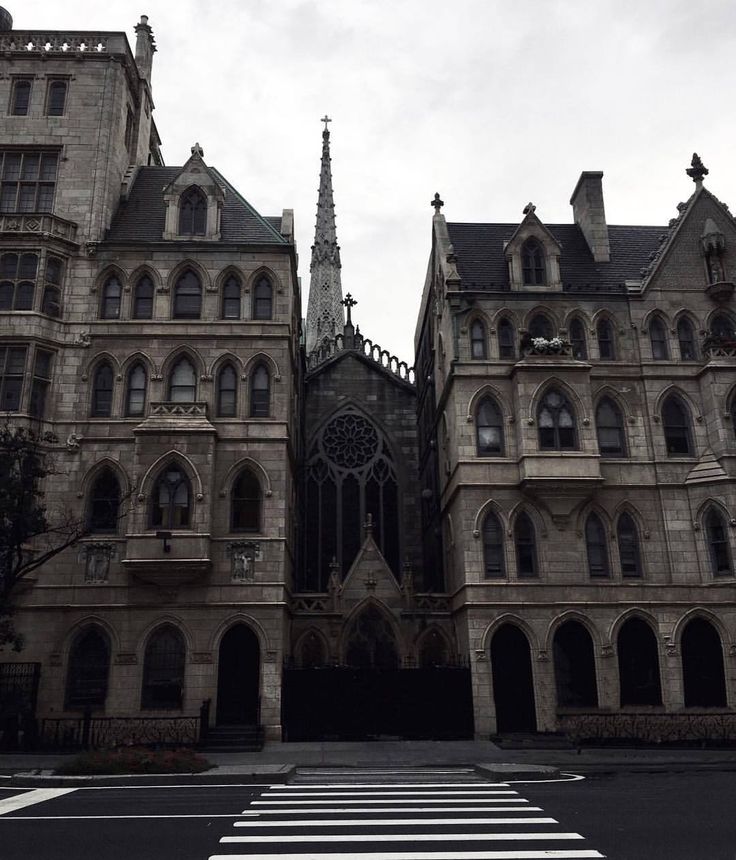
top-left (15, 0), bottom-right (736, 360)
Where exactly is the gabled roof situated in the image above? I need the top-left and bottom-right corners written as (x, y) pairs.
top-left (446, 222), bottom-right (665, 292)
top-left (104, 166), bottom-right (287, 244)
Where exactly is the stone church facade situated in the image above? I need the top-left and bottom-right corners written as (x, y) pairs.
top-left (1, 11), bottom-right (734, 745)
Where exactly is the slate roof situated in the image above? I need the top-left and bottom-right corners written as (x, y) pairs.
top-left (104, 167), bottom-right (287, 244)
top-left (446, 222), bottom-right (667, 292)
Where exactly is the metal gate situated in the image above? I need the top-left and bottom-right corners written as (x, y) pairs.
top-left (0, 662), bottom-right (41, 750)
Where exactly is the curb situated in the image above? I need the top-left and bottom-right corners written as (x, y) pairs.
top-left (475, 763), bottom-right (561, 781)
top-left (10, 765), bottom-right (296, 788)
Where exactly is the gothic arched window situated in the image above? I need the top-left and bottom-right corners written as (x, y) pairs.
top-left (514, 512), bottom-right (538, 578)
top-left (585, 512), bottom-right (609, 578)
top-left (173, 270), bottom-right (202, 319)
top-left (141, 626), bottom-right (186, 710)
top-left (470, 319), bottom-right (487, 359)
top-left (497, 318), bottom-right (516, 359)
top-left (168, 357), bottom-right (196, 402)
top-left (88, 468), bottom-right (121, 533)
top-left (178, 186), bottom-right (206, 236)
top-left (65, 627), bottom-right (110, 710)
top-left (125, 363), bottom-right (147, 417)
top-left (528, 313), bottom-right (553, 339)
top-left (217, 363), bottom-right (237, 417)
top-left (596, 396), bottom-right (626, 457)
top-left (231, 469), bottom-right (262, 532)
top-left (706, 508), bottom-right (733, 577)
top-left (569, 317), bottom-right (587, 359)
top-left (482, 512), bottom-right (505, 578)
top-left (222, 274), bottom-right (241, 319)
top-left (150, 466), bottom-right (191, 528)
top-left (91, 362), bottom-right (114, 417)
top-left (649, 316), bottom-right (669, 360)
top-left (250, 364), bottom-right (270, 417)
top-left (677, 317), bottom-right (697, 360)
top-left (253, 276), bottom-right (273, 320)
top-left (522, 239), bottom-right (546, 285)
top-left (711, 313), bottom-right (735, 340)
top-left (47, 80), bottom-right (68, 116)
top-left (133, 275), bottom-right (154, 319)
top-left (10, 79), bottom-right (31, 116)
top-left (100, 275), bottom-right (121, 319)
top-left (662, 394), bottom-right (694, 456)
top-left (538, 388), bottom-right (576, 450)
top-left (596, 318), bottom-right (615, 359)
top-left (304, 409), bottom-right (400, 587)
top-left (617, 512), bottom-right (642, 577)
top-left (476, 396), bottom-right (504, 456)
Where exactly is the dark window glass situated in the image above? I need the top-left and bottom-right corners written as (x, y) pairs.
top-left (126, 363), bottom-right (146, 416)
top-left (711, 314), bottom-right (736, 339)
top-left (151, 467), bottom-right (191, 528)
top-left (173, 270), bottom-right (201, 319)
top-left (124, 107), bottom-right (135, 156)
top-left (662, 395), bottom-right (693, 456)
top-left (133, 275), bottom-right (154, 319)
top-left (498, 318), bottom-right (515, 359)
top-left (618, 618), bottom-right (662, 706)
top-left (100, 276), bottom-right (121, 319)
top-left (570, 318), bottom-right (587, 359)
top-left (649, 317), bottom-right (669, 359)
top-left (29, 348), bottom-right (53, 418)
top-left (0, 151), bottom-right (58, 213)
top-left (515, 512), bottom-right (538, 577)
top-left (521, 238), bottom-right (545, 285)
top-left (617, 513), bottom-right (642, 577)
top-left (597, 318), bottom-right (615, 359)
top-left (0, 345), bottom-right (26, 411)
top-left (88, 469), bottom-right (121, 533)
top-left (470, 319), bottom-right (486, 359)
top-left (476, 397), bottom-right (504, 455)
top-left (10, 79), bottom-right (31, 116)
top-left (168, 357), bottom-right (196, 402)
top-left (528, 314), bottom-right (553, 339)
top-left (482, 512), bottom-right (505, 578)
top-left (538, 388), bottom-right (576, 450)
top-left (222, 275), bottom-right (241, 319)
top-left (253, 276), bottom-right (273, 320)
top-left (596, 397), bottom-right (626, 456)
top-left (46, 80), bottom-right (67, 116)
top-left (178, 186), bottom-right (206, 236)
top-left (0, 251), bottom-right (38, 310)
top-left (250, 364), bottom-right (270, 417)
top-left (217, 363), bottom-right (237, 417)
top-left (586, 513), bottom-right (609, 577)
top-left (706, 509), bottom-right (733, 576)
top-left (141, 627), bottom-right (185, 710)
top-left (41, 272), bottom-right (61, 316)
top-left (91, 363), bottom-right (114, 417)
top-left (231, 470), bottom-right (262, 532)
top-left (677, 318), bottom-right (697, 360)
top-left (65, 628), bottom-right (110, 710)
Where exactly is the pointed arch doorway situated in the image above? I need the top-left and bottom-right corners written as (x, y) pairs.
top-left (216, 624), bottom-right (260, 725)
top-left (491, 624), bottom-right (537, 733)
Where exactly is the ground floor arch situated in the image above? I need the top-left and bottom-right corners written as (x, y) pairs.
top-left (553, 620), bottom-right (598, 708)
top-left (617, 617), bottom-right (662, 706)
top-left (681, 618), bottom-right (727, 707)
top-left (491, 624), bottom-right (536, 733)
top-left (216, 624), bottom-right (260, 725)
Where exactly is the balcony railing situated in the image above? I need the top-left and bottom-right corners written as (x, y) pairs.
top-left (149, 401), bottom-right (208, 418)
top-left (702, 333), bottom-right (736, 358)
top-left (0, 212), bottom-right (78, 244)
top-left (0, 32), bottom-right (119, 54)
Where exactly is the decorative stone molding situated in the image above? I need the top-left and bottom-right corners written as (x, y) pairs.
top-left (226, 540), bottom-right (261, 581)
top-left (114, 652), bottom-right (137, 665)
top-left (600, 644), bottom-right (614, 658)
top-left (79, 542), bottom-right (116, 583)
top-left (191, 652), bottom-right (214, 664)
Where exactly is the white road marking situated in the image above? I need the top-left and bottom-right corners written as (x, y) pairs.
top-left (0, 788), bottom-right (76, 815)
top-left (265, 790), bottom-right (516, 797)
top-left (253, 796), bottom-right (517, 805)
top-left (0, 813), bottom-right (252, 821)
top-left (241, 806), bottom-right (542, 814)
top-left (222, 832), bottom-right (584, 843)
top-left (233, 817), bottom-right (559, 828)
top-left (209, 851), bottom-right (604, 859)
top-left (274, 783), bottom-right (507, 789)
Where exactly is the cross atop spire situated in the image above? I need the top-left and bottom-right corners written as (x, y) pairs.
top-left (342, 292), bottom-right (357, 324)
top-left (321, 115), bottom-right (332, 132)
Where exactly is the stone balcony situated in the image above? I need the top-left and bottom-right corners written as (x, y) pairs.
top-left (122, 534), bottom-right (211, 587)
top-left (520, 453), bottom-right (603, 527)
top-left (134, 402), bottom-right (216, 435)
top-left (0, 213), bottom-right (79, 246)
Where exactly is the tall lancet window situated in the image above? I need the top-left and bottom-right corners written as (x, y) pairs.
top-left (304, 408), bottom-right (400, 589)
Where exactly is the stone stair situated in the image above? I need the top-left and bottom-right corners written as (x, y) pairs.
top-left (200, 724), bottom-right (264, 752)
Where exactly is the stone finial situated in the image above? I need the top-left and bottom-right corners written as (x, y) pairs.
top-left (686, 153), bottom-right (708, 185)
top-left (341, 292), bottom-right (357, 324)
top-left (431, 192), bottom-right (444, 213)
top-left (191, 142), bottom-right (204, 158)
top-left (523, 202), bottom-right (536, 215)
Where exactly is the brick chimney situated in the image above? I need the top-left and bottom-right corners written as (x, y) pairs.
top-left (570, 171), bottom-right (610, 263)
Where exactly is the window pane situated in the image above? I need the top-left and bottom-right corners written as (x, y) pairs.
top-left (11, 81), bottom-right (31, 115)
top-left (47, 81), bottom-right (67, 116)
top-left (133, 276), bottom-right (154, 319)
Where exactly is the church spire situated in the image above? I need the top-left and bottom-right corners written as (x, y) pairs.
top-left (305, 116), bottom-right (345, 354)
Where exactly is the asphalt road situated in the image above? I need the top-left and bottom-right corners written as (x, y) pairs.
top-left (0, 770), bottom-right (734, 859)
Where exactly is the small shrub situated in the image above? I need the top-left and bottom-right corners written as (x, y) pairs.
top-left (55, 746), bottom-right (212, 775)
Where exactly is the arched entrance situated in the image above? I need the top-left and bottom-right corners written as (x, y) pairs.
top-left (682, 618), bottom-right (727, 707)
top-left (553, 620), bottom-right (598, 708)
top-left (216, 624), bottom-right (260, 725)
top-left (491, 624), bottom-right (536, 733)
top-left (617, 618), bottom-right (662, 706)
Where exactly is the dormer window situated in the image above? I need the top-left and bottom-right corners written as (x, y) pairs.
top-left (522, 239), bottom-right (546, 285)
top-left (178, 186), bottom-right (206, 236)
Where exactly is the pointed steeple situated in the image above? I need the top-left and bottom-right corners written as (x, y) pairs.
top-left (305, 116), bottom-right (345, 353)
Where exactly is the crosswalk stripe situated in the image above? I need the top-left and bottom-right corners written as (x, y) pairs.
top-left (272, 784), bottom-right (507, 790)
top-left (253, 796), bottom-right (517, 805)
top-left (222, 832), bottom-right (585, 843)
top-left (233, 818), bottom-right (559, 828)
top-left (0, 788), bottom-right (77, 816)
top-left (264, 790), bottom-right (516, 797)
top-left (241, 806), bottom-right (543, 814)
top-left (210, 852), bottom-right (604, 859)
